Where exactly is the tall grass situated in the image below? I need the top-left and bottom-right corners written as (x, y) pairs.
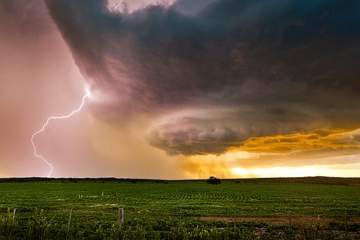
top-left (1, 209), bottom-right (358, 239)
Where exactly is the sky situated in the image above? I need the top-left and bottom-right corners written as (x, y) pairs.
top-left (1, 0), bottom-right (360, 179)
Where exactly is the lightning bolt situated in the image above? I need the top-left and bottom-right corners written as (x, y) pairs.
top-left (113, 0), bottom-right (124, 12)
top-left (31, 89), bottom-right (91, 177)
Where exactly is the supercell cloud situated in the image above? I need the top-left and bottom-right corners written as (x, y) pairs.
top-left (2, 0), bottom-right (360, 178)
top-left (44, 0), bottom-right (360, 156)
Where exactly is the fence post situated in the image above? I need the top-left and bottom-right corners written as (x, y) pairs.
top-left (119, 208), bottom-right (124, 239)
top-left (345, 211), bottom-right (348, 238)
top-left (66, 209), bottom-right (72, 240)
top-left (289, 212), bottom-right (292, 226)
top-left (13, 208), bottom-right (16, 221)
top-left (315, 214), bottom-right (320, 240)
top-left (233, 212), bottom-right (236, 232)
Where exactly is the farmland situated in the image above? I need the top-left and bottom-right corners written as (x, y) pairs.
top-left (0, 177), bottom-right (360, 239)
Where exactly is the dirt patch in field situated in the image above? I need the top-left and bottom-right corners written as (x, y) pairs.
top-left (200, 215), bottom-right (360, 228)
top-left (201, 215), bottom-right (360, 239)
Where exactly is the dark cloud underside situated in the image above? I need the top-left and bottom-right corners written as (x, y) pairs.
top-left (45, 0), bottom-right (360, 155)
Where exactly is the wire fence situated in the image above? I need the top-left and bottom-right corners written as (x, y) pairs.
top-left (1, 207), bottom-right (359, 239)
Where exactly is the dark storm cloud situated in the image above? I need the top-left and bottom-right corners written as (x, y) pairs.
top-left (45, 0), bottom-right (360, 155)
top-left (172, 0), bottom-right (214, 15)
top-left (0, 0), bottom-right (53, 35)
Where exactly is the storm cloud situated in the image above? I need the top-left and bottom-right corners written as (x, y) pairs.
top-left (44, 0), bottom-right (360, 156)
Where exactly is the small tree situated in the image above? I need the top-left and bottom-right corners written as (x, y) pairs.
top-left (207, 176), bottom-right (221, 185)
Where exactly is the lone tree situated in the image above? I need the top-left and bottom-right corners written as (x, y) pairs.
top-left (207, 176), bottom-right (221, 185)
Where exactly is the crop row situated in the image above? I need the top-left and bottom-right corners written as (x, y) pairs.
top-left (0, 181), bottom-right (359, 218)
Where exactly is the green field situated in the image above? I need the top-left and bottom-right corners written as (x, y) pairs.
top-left (0, 179), bottom-right (360, 239)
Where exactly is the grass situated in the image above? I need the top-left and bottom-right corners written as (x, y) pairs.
top-left (1, 179), bottom-right (359, 217)
top-left (0, 178), bottom-right (359, 239)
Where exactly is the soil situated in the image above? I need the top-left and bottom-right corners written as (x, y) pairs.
top-left (200, 215), bottom-right (360, 228)
top-left (200, 215), bottom-right (360, 239)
